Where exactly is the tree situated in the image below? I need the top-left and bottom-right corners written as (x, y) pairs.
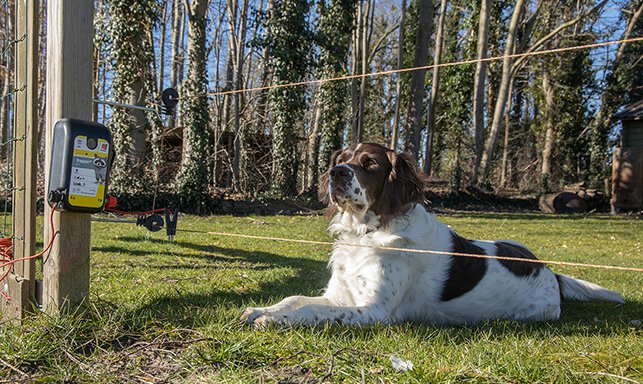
top-left (471, 0), bottom-right (489, 176)
top-left (475, 0), bottom-right (524, 186)
top-left (538, 2), bottom-right (597, 191)
top-left (169, 0), bottom-right (185, 130)
top-left (228, 0), bottom-right (250, 190)
top-left (265, 0), bottom-right (312, 196)
top-left (390, 0), bottom-right (407, 150)
top-left (539, 68), bottom-right (555, 191)
top-left (431, 0), bottom-right (475, 188)
top-left (404, 0), bottom-right (433, 160)
top-left (315, 0), bottom-right (358, 189)
top-left (423, 0), bottom-right (447, 175)
top-left (105, 0), bottom-right (160, 194)
top-left (175, 0), bottom-right (211, 210)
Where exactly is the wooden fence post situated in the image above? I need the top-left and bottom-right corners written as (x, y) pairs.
top-left (0, 0), bottom-right (38, 321)
top-left (43, 0), bottom-right (94, 314)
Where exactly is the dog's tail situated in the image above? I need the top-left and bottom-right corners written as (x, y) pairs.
top-left (556, 274), bottom-right (625, 303)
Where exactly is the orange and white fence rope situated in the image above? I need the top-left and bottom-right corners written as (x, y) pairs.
top-left (205, 231), bottom-right (643, 273)
top-left (184, 36), bottom-right (643, 99)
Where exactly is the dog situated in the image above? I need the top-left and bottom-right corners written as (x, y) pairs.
top-left (241, 143), bottom-right (624, 327)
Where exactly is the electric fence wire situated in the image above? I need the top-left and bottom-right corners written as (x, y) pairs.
top-left (204, 231), bottom-right (643, 273)
top-left (177, 37), bottom-right (643, 100)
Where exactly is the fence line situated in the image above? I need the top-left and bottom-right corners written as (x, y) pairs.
top-left (205, 231), bottom-right (643, 273)
top-left (183, 36), bottom-right (643, 99)
top-left (1, 33), bottom-right (26, 56)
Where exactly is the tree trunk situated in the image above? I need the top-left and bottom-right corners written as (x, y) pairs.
top-left (477, 0), bottom-right (524, 185)
top-left (390, 0), bottom-right (406, 150)
top-left (244, 0), bottom-right (264, 90)
top-left (540, 69), bottom-right (555, 191)
top-left (129, 79), bottom-right (148, 163)
top-left (316, 0), bottom-right (358, 191)
top-left (211, 6), bottom-right (226, 188)
top-left (350, 0), bottom-right (363, 142)
top-left (423, 0), bottom-right (447, 175)
top-left (499, 75), bottom-right (516, 189)
top-left (500, 75), bottom-right (522, 188)
top-left (93, 0), bottom-right (103, 122)
top-left (306, 99), bottom-right (322, 192)
top-left (222, 0), bottom-right (237, 188)
top-left (106, 0), bottom-right (158, 193)
top-left (232, 0), bottom-right (249, 191)
top-left (404, 0), bottom-right (433, 160)
top-left (158, 1), bottom-right (168, 93)
top-left (267, 0), bottom-right (310, 197)
top-left (472, 0), bottom-right (489, 177)
top-left (253, 0), bottom-right (274, 134)
top-left (175, 0), bottom-right (211, 210)
top-left (356, 0), bottom-right (372, 143)
top-left (170, 0), bottom-right (183, 129)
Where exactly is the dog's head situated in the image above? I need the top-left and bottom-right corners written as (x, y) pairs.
top-left (319, 143), bottom-right (424, 227)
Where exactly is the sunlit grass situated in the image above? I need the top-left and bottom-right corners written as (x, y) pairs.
top-left (0, 212), bottom-right (641, 383)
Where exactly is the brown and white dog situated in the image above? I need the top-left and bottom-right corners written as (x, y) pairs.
top-left (241, 143), bottom-right (624, 327)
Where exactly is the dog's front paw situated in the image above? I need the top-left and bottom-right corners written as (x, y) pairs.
top-left (240, 307), bottom-right (280, 329)
top-left (240, 307), bottom-right (263, 324)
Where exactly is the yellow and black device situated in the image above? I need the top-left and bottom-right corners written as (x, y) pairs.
top-left (47, 118), bottom-right (113, 213)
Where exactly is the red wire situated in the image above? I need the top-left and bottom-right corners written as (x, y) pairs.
top-left (0, 206), bottom-right (58, 300)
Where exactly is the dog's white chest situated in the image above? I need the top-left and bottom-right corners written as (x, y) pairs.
top-left (326, 243), bottom-right (387, 307)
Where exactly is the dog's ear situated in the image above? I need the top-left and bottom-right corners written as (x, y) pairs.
top-left (374, 150), bottom-right (424, 226)
top-left (318, 148), bottom-right (343, 204)
top-left (393, 151), bottom-right (424, 206)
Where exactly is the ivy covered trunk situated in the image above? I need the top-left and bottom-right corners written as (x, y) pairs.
top-left (266, 0), bottom-right (311, 197)
top-left (175, 0), bottom-right (211, 209)
top-left (105, 0), bottom-right (159, 194)
top-left (316, 0), bottom-right (358, 186)
top-left (317, 80), bottom-right (347, 175)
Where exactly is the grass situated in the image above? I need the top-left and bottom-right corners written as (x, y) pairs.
top-left (1, 212), bottom-right (642, 383)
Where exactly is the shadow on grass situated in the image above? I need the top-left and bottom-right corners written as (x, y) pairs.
top-left (95, 238), bottom-right (329, 328)
top-left (94, 235), bottom-right (327, 271)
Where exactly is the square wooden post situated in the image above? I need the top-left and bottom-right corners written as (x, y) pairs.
top-left (43, 0), bottom-right (94, 314)
top-left (0, 0), bottom-right (38, 321)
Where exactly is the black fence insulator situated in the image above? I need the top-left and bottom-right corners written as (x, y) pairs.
top-left (160, 88), bottom-right (179, 116)
top-left (136, 214), bottom-right (164, 232)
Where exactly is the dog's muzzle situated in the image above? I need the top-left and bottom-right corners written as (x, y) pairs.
top-left (330, 164), bottom-right (353, 182)
top-left (329, 164), bottom-right (361, 205)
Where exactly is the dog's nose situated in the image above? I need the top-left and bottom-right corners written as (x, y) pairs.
top-left (330, 165), bottom-right (353, 180)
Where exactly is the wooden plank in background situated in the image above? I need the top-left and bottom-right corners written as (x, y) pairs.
top-left (1, 0), bottom-right (39, 321)
top-left (611, 147), bottom-right (643, 212)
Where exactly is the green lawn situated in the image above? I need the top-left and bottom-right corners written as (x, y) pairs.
top-left (1, 213), bottom-right (642, 383)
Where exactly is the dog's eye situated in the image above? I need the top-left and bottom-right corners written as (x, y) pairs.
top-left (364, 158), bottom-right (378, 168)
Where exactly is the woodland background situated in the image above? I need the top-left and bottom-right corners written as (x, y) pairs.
top-left (0, 0), bottom-right (641, 212)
